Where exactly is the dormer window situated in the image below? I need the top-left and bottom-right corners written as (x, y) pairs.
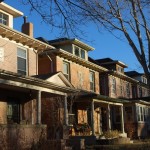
top-left (74, 46), bottom-right (86, 59)
top-left (75, 46), bottom-right (80, 57)
top-left (0, 12), bottom-right (8, 25)
top-left (142, 77), bottom-right (147, 84)
top-left (118, 66), bottom-right (124, 73)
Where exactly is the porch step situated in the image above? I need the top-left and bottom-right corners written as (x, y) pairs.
top-left (119, 133), bottom-right (127, 138)
top-left (96, 137), bottom-right (132, 145)
top-left (64, 146), bottom-right (72, 150)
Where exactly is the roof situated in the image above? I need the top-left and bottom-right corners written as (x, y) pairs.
top-left (0, 2), bottom-right (23, 17)
top-left (41, 49), bottom-right (108, 72)
top-left (125, 71), bottom-right (144, 77)
top-left (0, 24), bottom-right (55, 51)
top-left (0, 69), bottom-right (77, 94)
top-left (76, 90), bottom-right (129, 104)
top-left (32, 72), bottom-right (59, 80)
top-left (48, 38), bottom-right (95, 51)
top-left (96, 58), bottom-right (127, 68)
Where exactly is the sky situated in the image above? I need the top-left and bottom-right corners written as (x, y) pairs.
top-left (4, 0), bottom-right (142, 72)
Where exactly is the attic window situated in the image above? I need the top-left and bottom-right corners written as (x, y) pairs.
top-left (74, 46), bottom-right (86, 59)
top-left (0, 12), bottom-right (8, 25)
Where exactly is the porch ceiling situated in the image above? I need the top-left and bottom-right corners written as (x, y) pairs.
top-left (0, 24), bottom-right (54, 51)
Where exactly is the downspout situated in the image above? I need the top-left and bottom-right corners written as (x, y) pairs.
top-left (46, 52), bottom-right (53, 73)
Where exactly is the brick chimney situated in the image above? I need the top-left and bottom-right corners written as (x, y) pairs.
top-left (22, 16), bottom-right (33, 37)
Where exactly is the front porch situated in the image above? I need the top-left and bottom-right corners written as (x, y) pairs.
top-left (69, 94), bottom-right (126, 138)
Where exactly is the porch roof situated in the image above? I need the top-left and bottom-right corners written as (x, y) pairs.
top-left (76, 90), bottom-right (129, 104)
top-left (0, 69), bottom-right (78, 95)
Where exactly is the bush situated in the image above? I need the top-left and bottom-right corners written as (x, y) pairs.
top-left (100, 130), bottom-right (120, 139)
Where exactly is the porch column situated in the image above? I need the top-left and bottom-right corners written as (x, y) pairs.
top-left (37, 90), bottom-right (41, 124)
top-left (120, 105), bottom-right (125, 133)
top-left (91, 100), bottom-right (95, 135)
top-left (64, 95), bottom-right (68, 126)
top-left (107, 104), bottom-right (111, 131)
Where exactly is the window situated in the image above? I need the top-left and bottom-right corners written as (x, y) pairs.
top-left (118, 67), bottom-right (123, 73)
top-left (63, 61), bottom-right (70, 80)
top-left (137, 106), bottom-right (148, 122)
top-left (74, 46), bottom-right (86, 59)
top-left (0, 12), bottom-right (8, 25)
top-left (90, 71), bottom-right (95, 92)
top-left (126, 83), bottom-right (130, 97)
top-left (74, 46), bottom-right (80, 57)
top-left (17, 48), bottom-right (27, 75)
top-left (7, 100), bottom-right (20, 124)
top-left (120, 79), bottom-right (123, 96)
top-left (81, 49), bottom-right (85, 59)
top-left (142, 77), bottom-right (147, 84)
top-left (111, 77), bottom-right (116, 94)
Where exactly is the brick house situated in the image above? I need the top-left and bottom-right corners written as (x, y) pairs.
top-left (38, 38), bottom-right (127, 137)
top-left (0, 2), bottom-right (150, 149)
top-left (93, 58), bottom-right (150, 138)
top-left (0, 2), bottom-right (77, 149)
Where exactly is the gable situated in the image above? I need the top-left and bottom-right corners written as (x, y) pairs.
top-left (45, 72), bottom-right (74, 88)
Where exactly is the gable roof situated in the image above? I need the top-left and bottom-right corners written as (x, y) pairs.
top-left (33, 72), bottom-right (74, 88)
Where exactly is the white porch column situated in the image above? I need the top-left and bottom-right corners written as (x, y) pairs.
top-left (91, 100), bottom-right (95, 135)
top-left (120, 105), bottom-right (125, 133)
top-left (64, 95), bottom-right (68, 126)
top-left (107, 104), bottom-right (111, 131)
top-left (37, 90), bottom-right (41, 124)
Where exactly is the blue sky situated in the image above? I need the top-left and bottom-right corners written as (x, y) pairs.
top-left (5, 0), bottom-right (142, 72)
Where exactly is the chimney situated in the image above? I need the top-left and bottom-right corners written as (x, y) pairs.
top-left (21, 16), bottom-right (33, 37)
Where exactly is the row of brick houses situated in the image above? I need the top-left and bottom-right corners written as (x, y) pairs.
top-left (0, 2), bottom-right (150, 149)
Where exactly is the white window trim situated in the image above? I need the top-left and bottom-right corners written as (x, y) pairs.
top-left (136, 104), bottom-right (149, 123)
top-left (89, 70), bottom-right (95, 92)
top-left (63, 61), bottom-right (70, 81)
top-left (17, 47), bottom-right (27, 75)
top-left (73, 45), bottom-right (86, 60)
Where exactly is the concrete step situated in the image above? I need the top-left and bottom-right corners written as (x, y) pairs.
top-left (64, 146), bottom-right (72, 150)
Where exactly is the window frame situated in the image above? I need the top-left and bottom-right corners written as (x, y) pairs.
top-left (17, 47), bottom-right (27, 75)
top-left (89, 70), bottom-right (95, 92)
top-left (63, 61), bottom-right (70, 81)
top-left (0, 12), bottom-right (8, 25)
top-left (73, 45), bottom-right (86, 59)
top-left (111, 77), bottom-right (116, 94)
top-left (137, 105), bottom-right (148, 122)
top-left (126, 82), bottom-right (130, 97)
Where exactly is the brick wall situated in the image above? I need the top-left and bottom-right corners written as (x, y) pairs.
top-left (0, 37), bottom-right (37, 75)
top-left (56, 56), bottom-right (100, 93)
top-left (38, 54), bottom-right (100, 93)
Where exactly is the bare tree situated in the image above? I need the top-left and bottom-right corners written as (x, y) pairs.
top-left (21, 0), bottom-right (150, 88)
